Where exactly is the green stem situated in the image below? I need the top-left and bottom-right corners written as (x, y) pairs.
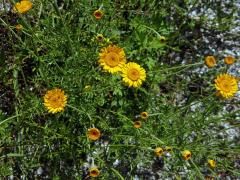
top-left (52, 0), bottom-right (74, 55)
top-left (110, 168), bottom-right (125, 180)
top-left (190, 159), bottom-right (205, 180)
top-left (0, 114), bottom-right (22, 126)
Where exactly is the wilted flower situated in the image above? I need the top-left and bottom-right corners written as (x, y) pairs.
top-left (87, 128), bottom-right (101, 141)
top-left (182, 150), bottom-right (191, 160)
top-left (154, 147), bottom-right (164, 157)
top-left (205, 56), bottom-right (216, 68)
top-left (93, 10), bottom-right (103, 20)
top-left (224, 56), bottom-right (235, 65)
top-left (89, 167), bottom-right (100, 177)
top-left (140, 112), bottom-right (148, 120)
top-left (133, 121), bottom-right (141, 128)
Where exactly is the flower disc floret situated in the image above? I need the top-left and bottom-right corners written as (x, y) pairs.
top-left (214, 73), bottom-right (238, 98)
top-left (99, 45), bottom-right (126, 73)
top-left (121, 62), bottom-right (146, 88)
top-left (44, 88), bottom-right (67, 114)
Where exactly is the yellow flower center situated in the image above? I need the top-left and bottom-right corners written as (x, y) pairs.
top-left (127, 68), bottom-right (140, 81)
top-left (105, 52), bottom-right (119, 67)
top-left (208, 58), bottom-right (215, 64)
top-left (49, 95), bottom-right (64, 108)
top-left (220, 80), bottom-right (231, 92)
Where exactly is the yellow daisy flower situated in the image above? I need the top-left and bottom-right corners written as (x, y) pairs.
top-left (44, 88), bottom-right (67, 114)
top-left (182, 150), bottom-right (191, 160)
top-left (87, 128), bottom-right (101, 141)
top-left (13, 0), bottom-right (33, 14)
top-left (93, 10), bottom-right (103, 20)
top-left (154, 147), bottom-right (164, 157)
top-left (133, 121), bottom-right (141, 128)
top-left (208, 159), bottom-right (216, 168)
top-left (89, 167), bottom-right (100, 177)
top-left (205, 56), bottom-right (216, 68)
top-left (224, 56), bottom-right (235, 65)
top-left (214, 73), bottom-right (238, 98)
top-left (140, 111), bottom-right (148, 120)
top-left (99, 45), bottom-right (126, 73)
top-left (121, 62), bottom-right (146, 88)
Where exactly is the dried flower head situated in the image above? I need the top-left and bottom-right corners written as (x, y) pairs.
top-left (133, 121), bottom-right (141, 128)
top-left (87, 128), bottom-right (101, 141)
top-left (154, 147), bottom-right (164, 157)
top-left (205, 56), bottom-right (216, 68)
top-left (89, 167), bottom-right (100, 177)
top-left (140, 112), bottom-right (148, 120)
top-left (224, 56), bottom-right (235, 65)
top-left (96, 34), bottom-right (104, 42)
top-left (159, 36), bottom-right (166, 43)
top-left (93, 10), bottom-right (103, 20)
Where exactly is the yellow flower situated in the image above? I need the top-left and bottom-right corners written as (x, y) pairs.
top-left (164, 146), bottom-right (173, 153)
top-left (205, 56), bottom-right (216, 68)
top-left (208, 159), bottom-right (216, 168)
top-left (214, 73), bottom-right (238, 98)
top-left (224, 56), bottom-right (235, 65)
top-left (89, 167), bottom-right (100, 177)
top-left (44, 88), bottom-right (67, 114)
top-left (87, 128), bottom-right (101, 141)
top-left (154, 147), bottom-right (163, 157)
top-left (93, 10), bottom-right (103, 20)
top-left (13, 0), bottom-right (33, 14)
top-left (140, 112), bottom-right (148, 120)
top-left (121, 62), bottom-right (146, 88)
top-left (133, 121), bottom-right (141, 128)
top-left (99, 45), bottom-right (126, 73)
top-left (182, 150), bottom-right (191, 160)
top-left (16, 24), bottom-right (23, 30)
top-left (96, 34), bottom-right (104, 42)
